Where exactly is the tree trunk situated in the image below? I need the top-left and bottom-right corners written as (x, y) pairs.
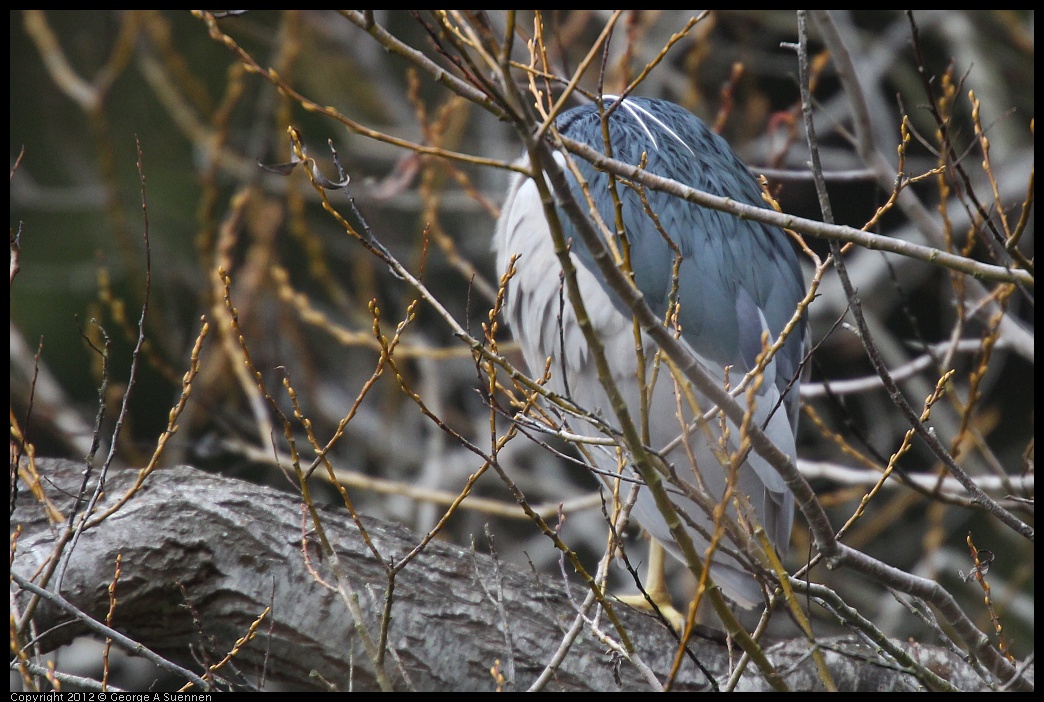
top-left (10, 458), bottom-right (1004, 691)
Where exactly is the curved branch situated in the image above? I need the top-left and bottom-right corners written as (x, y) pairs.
top-left (557, 136), bottom-right (1032, 288)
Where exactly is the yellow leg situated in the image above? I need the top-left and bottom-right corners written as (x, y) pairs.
top-left (615, 539), bottom-right (687, 631)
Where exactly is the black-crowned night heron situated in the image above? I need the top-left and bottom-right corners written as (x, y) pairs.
top-left (494, 96), bottom-right (806, 622)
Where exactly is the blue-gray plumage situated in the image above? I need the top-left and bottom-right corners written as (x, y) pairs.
top-left (495, 96), bottom-right (806, 608)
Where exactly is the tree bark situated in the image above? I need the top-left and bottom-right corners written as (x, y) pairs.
top-left (11, 458), bottom-right (1009, 691)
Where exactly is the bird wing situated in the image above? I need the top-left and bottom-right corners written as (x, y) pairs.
top-left (494, 96), bottom-right (807, 607)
